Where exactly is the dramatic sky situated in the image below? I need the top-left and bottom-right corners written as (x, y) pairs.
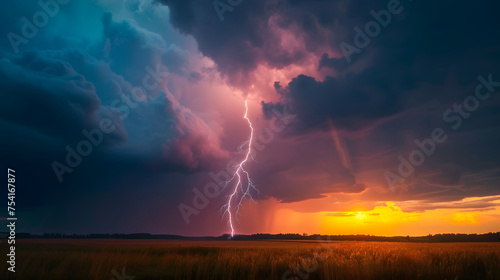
top-left (1, 0), bottom-right (500, 236)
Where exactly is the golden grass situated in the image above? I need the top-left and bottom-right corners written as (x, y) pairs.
top-left (1, 239), bottom-right (499, 279)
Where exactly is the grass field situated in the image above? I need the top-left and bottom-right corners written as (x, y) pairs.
top-left (1, 239), bottom-right (500, 280)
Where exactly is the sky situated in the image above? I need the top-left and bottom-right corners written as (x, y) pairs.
top-left (1, 0), bottom-right (500, 237)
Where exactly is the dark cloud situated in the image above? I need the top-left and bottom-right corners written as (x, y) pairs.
top-left (262, 73), bottom-right (403, 132)
top-left (247, 131), bottom-right (366, 203)
top-left (0, 2), bottom-right (230, 234)
top-left (158, 0), bottom-right (318, 88)
top-left (261, 0), bottom-right (500, 131)
top-left (0, 51), bottom-right (126, 145)
top-left (318, 53), bottom-right (349, 71)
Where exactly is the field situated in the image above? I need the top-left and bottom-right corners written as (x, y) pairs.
top-left (1, 239), bottom-right (500, 280)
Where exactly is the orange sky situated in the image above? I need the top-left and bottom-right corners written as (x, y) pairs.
top-left (235, 196), bottom-right (500, 236)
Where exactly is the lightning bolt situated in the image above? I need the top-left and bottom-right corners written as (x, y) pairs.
top-left (220, 99), bottom-right (259, 237)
